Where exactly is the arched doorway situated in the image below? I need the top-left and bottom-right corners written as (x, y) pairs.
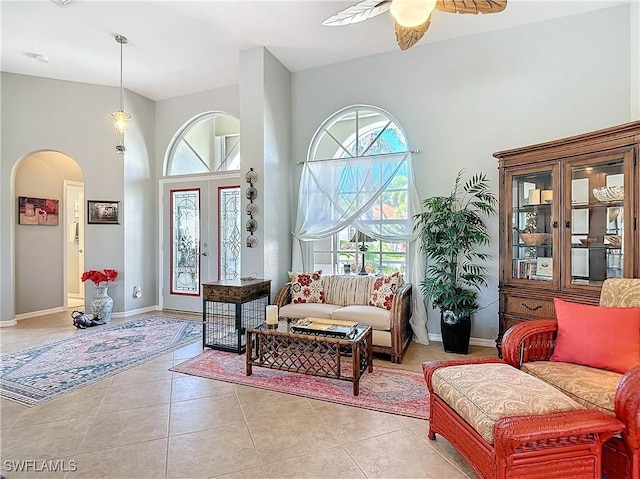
top-left (14, 150), bottom-right (84, 317)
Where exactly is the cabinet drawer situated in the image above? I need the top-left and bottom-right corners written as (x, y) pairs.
top-left (505, 295), bottom-right (555, 318)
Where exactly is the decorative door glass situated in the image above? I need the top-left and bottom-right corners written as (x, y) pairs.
top-left (510, 170), bottom-right (554, 282)
top-left (569, 159), bottom-right (624, 286)
top-left (171, 189), bottom-right (200, 295)
top-left (219, 187), bottom-right (241, 279)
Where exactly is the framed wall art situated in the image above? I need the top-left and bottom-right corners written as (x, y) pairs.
top-left (88, 200), bottom-right (120, 225)
top-left (18, 196), bottom-right (59, 225)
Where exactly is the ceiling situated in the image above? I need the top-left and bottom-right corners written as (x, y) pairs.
top-left (0, 0), bottom-right (626, 101)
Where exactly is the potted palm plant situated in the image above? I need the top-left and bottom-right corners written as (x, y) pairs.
top-left (414, 171), bottom-right (497, 354)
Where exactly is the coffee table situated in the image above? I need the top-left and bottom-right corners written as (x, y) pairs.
top-left (245, 322), bottom-right (373, 395)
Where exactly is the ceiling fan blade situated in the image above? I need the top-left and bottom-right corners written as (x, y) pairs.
top-left (395, 18), bottom-right (431, 51)
top-left (436, 0), bottom-right (507, 15)
top-left (322, 0), bottom-right (391, 26)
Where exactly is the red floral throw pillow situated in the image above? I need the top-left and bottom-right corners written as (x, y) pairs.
top-left (550, 298), bottom-right (640, 374)
top-left (369, 273), bottom-right (400, 311)
top-left (288, 270), bottom-right (325, 304)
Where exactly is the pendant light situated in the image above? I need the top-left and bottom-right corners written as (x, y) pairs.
top-left (110, 34), bottom-right (131, 153)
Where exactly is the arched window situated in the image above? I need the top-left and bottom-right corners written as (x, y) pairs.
top-left (164, 111), bottom-right (242, 286)
top-left (166, 112), bottom-right (240, 176)
top-left (298, 105), bottom-right (417, 276)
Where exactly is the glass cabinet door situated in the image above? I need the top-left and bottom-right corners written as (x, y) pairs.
top-left (567, 156), bottom-right (625, 287)
top-left (508, 168), bottom-right (557, 284)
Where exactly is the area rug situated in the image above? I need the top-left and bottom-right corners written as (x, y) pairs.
top-left (170, 350), bottom-right (430, 419)
top-left (0, 315), bottom-right (201, 407)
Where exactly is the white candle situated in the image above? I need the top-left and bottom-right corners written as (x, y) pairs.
top-left (266, 305), bottom-right (278, 325)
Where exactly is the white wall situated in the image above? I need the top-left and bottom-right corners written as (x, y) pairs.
top-left (123, 89), bottom-right (157, 312)
top-left (0, 73), bottom-right (155, 323)
top-left (238, 48), bottom-right (294, 296)
top-left (291, 5), bottom-right (637, 341)
top-left (261, 49), bottom-right (293, 293)
top-left (239, 48), bottom-right (267, 279)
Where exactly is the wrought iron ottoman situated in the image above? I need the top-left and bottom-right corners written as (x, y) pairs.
top-left (423, 358), bottom-right (624, 479)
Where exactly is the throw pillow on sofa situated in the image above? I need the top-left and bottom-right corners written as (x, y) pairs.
top-left (288, 270), bottom-right (325, 304)
top-left (369, 272), bottom-right (400, 310)
top-left (550, 298), bottom-right (640, 374)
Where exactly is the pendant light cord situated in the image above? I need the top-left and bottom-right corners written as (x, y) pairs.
top-left (119, 38), bottom-right (124, 111)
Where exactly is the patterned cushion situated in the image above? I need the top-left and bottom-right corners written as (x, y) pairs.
top-left (288, 271), bottom-right (325, 304)
top-left (369, 273), bottom-right (400, 310)
top-left (431, 363), bottom-right (584, 445)
top-left (521, 361), bottom-right (622, 416)
top-left (600, 278), bottom-right (640, 308)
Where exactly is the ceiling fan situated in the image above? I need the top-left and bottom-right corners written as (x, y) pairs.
top-left (323, 0), bottom-right (507, 51)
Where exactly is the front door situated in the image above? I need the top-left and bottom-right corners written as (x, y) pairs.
top-left (162, 176), bottom-right (240, 313)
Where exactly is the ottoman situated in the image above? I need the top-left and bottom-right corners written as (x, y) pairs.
top-left (423, 358), bottom-right (624, 479)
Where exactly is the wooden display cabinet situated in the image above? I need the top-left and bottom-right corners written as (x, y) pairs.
top-left (495, 121), bottom-right (640, 354)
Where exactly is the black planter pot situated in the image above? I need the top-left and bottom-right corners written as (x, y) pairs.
top-left (440, 310), bottom-right (471, 354)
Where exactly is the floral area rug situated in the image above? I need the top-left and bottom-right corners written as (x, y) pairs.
top-left (170, 350), bottom-right (430, 419)
top-left (0, 315), bottom-right (201, 406)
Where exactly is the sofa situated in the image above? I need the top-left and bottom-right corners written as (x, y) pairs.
top-left (274, 273), bottom-right (412, 363)
top-left (502, 278), bottom-right (640, 479)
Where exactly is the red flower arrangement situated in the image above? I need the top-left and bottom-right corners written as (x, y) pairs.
top-left (81, 269), bottom-right (118, 287)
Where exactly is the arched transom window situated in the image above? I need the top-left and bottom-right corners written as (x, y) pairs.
top-left (166, 112), bottom-right (240, 176)
top-left (302, 105), bottom-right (413, 276)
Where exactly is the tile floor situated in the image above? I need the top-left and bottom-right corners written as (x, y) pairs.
top-left (1, 310), bottom-right (497, 479)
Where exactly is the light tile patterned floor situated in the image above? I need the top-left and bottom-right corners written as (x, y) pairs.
top-left (0, 310), bottom-right (496, 479)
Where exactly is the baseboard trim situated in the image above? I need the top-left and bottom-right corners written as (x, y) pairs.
top-left (87, 305), bottom-right (161, 320)
top-left (8, 305), bottom-right (162, 326)
top-left (427, 333), bottom-right (496, 348)
top-left (122, 305), bottom-right (162, 317)
top-left (15, 307), bottom-right (66, 321)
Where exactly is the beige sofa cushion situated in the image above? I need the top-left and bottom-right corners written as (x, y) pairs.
top-left (279, 303), bottom-right (341, 320)
top-left (372, 330), bottom-right (391, 347)
top-left (330, 305), bottom-right (390, 331)
top-left (322, 275), bottom-right (378, 307)
top-left (521, 361), bottom-right (622, 416)
top-left (432, 363), bottom-right (584, 445)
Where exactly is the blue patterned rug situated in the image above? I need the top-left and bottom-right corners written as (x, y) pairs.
top-left (0, 315), bottom-right (201, 406)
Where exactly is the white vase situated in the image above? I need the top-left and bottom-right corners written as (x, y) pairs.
top-left (90, 285), bottom-right (113, 322)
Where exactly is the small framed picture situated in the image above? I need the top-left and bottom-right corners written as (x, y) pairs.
top-left (536, 257), bottom-right (553, 277)
top-left (88, 200), bottom-right (120, 225)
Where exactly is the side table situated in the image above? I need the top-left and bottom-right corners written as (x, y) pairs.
top-left (202, 279), bottom-right (271, 353)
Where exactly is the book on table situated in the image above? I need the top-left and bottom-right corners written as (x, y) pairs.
top-left (291, 317), bottom-right (358, 337)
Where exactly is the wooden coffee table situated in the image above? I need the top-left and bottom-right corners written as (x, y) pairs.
top-left (245, 322), bottom-right (373, 395)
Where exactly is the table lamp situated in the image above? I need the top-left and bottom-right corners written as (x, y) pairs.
top-left (349, 230), bottom-right (375, 275)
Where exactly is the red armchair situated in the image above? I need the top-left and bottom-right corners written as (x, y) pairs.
top-left (501, 278), bottom-right (640, 479)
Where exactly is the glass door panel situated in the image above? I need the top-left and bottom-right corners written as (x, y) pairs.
top-left (568, 158), bottom-right (624, 287)
top-left (219, 186), bottom-right (241, 280)
top-left (509, 169), bottom-right (555, 283)
top-left (171, 189), bottom-right (201, 296)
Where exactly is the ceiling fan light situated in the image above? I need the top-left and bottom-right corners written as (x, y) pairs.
top-left (390, 0), bottom-right (436, 28)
